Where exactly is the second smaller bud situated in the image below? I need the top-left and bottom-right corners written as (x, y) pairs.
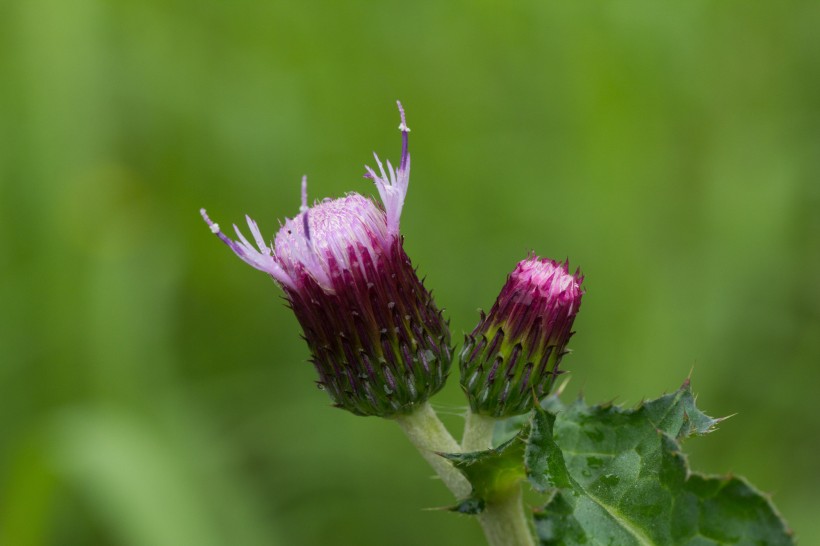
top-left (460, 255), bottom-right (584, 418)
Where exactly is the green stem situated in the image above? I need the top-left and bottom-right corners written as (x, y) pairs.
top-left (395, 402), bottom-right (471, 498)
top-left (397, 405), bottom-right (536, 546)
top-left (476, 484), bottom-right (536, 546)
top-left (461, 411), bottom-right (496, 451)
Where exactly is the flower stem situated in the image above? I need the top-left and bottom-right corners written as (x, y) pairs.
top-left (461, 411), bottom-right (496, 451)
top-left (397, 405), bottom-right (536, 546)
top-left (462, 411), bottom-right (536, 546)
top-left (476, 484), bottom-right (536, 546)
top-left (395, 402), bottom-right (471, 498)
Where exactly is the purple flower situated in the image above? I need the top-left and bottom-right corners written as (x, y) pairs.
top-left (201, 102), bottom-right (451, 417)
top-left (460, 256), bottom-right (584, 417)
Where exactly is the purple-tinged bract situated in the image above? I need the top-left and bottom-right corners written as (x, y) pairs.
top-left (201, 103), bottom-right (451, 417)
top-left (460, 256), bottom-right (584, 417)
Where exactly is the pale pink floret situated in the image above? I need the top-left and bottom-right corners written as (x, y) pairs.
top-left (202, 102), bottom-right (411, 293)
top-left (364, 100), bottom-right (411, 236)
top-left (202, 186), bottom-right (391, 294)
top-left (511, 258), bottom-right (583, 315)
top-left (274, 192), bottom-right (389, 291)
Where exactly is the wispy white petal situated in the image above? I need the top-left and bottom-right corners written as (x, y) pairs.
top-left (201, 209), bottom-right (295, 290)
top-left (363, 102), bottom-right (411, 236)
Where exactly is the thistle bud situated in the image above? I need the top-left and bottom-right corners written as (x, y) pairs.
top-left (201, 103), bottom-right (452, 417)
top-left (460, 256), bottom-right (583, 417)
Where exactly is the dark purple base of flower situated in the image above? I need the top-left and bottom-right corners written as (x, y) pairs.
top-left (287, 237), bottom-right (452, 417)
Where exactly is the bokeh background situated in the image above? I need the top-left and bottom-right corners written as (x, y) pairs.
top-left (1, 0), bottom-right (818, 544)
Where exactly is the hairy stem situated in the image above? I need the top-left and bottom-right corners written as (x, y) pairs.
top-left (395, 402), bottom-right (471, 498)
top-left (462, 411), bottom-right (536, 546)
top-left (461, 411), bottom-right (496, 451)
top-left (477, 484), bottom-right (536, 546)
top-left (397, 405), bottom-right (536, 546)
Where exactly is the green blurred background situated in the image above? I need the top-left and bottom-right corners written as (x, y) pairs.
top-left (1, 0), bottom-right (818, 544)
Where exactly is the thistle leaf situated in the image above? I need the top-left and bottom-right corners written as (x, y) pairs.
top-left (527, 381), bottom-right (794, 545)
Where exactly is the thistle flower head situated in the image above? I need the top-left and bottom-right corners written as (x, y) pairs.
top-left (202, 102), bottom-right (452, 417)
top-left (460, 255), bottom-right (584, 417)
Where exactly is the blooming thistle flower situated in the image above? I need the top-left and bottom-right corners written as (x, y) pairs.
top-left (200, 102), bottom-right (452, 417)
top-left (460, 256), bottom-right (583, 417)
